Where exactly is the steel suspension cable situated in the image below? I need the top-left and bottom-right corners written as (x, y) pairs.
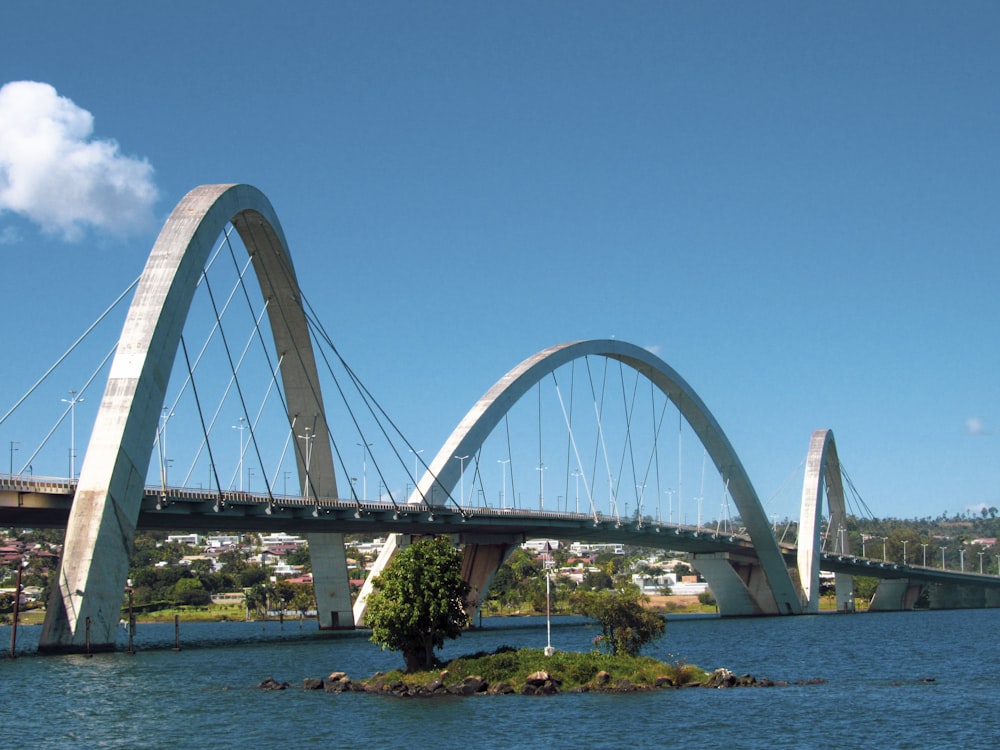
top-left (1, 275), bottom-right (139, 427)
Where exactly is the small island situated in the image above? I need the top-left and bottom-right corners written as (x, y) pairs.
top-left (257, 538), bottom-right (823, 696)
top-left (259, 646), bottom-right (820, 696)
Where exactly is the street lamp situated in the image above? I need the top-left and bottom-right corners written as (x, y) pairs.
top-left (536, 463), bottom-right (546, 511)
top-left (978, 550), bottom-right (985, 574)
top-left (409, 448), bottom-right (424, 490)
top-left (62, 389), bottom-right (84, 479)
top-left (159, 408), bottom-right (174, 488)
top-left (297, 427), bottom-right (315, 499)
top-left (9, 440), bottom-right (18, 475)
top-left (861, 534), bottom-right (869, 558)
top-left (357, 442), bottom-right (373, 501)
top-left (454, 455), bottom-right (469, 506)
top-left (941, 547), bottom-right (948, 569)
top-left (233, 417), bottom-right (247, 491)
top-left (902, 540), bottom-right (908, 565)
top-left (921, 543), bottom-right (928, 567)
top-left (880, 537), bottom-right (888, 562)
top-left (498, 459), bottom-right (510, 509)
top-left (960, 547), bottom-right (966, 572)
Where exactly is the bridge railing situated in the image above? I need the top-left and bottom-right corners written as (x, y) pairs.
top-left (0, 475), bottom-right (76, 494)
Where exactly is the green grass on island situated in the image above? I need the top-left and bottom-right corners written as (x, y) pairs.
top-left (361, 647), bottom-right (718, 694)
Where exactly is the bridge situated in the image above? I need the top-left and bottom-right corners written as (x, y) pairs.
top-left (2, 184), bottom-right (998, 653)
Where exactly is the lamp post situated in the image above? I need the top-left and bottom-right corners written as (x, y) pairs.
top-left (62, 389), bottom-right (84, 479)
top-left (861, 534), bottom-right (868, 558)
top-left (8, 440), bottom-right (18, 475)
top-left (880, 537), bottom-right (888, 562)
top-left (902, 540), bottom-right (908, 565)
top-left (941, 547), bottom-right (948, 569)
top-left (572, 469), bottom-right (581, 514)
top-left (959, 547), bottom-right (966, 572)
top-left (995, 555), bottom-right (1000, 576)
top-left (8, 557), bottom-right (26, 658)
top-left (536, 463), bottom-right (546, 511)
top-left (297, 427), bottom-right (315, 499)
top-left (125, 578), bottom-right (135, 655)
top-left (498, 459), bottom-right (510, 509)
top-left (159, 408), bottom-right (174, 488)
top-left (978, 550), bottom-right (985, 574)
top-left (233, 417), bottom-right (247, 491)
top-left (454, 455), bottom-right (469, 506)
top-left (357, 442), bottom-right (373, 501)
top-left (921, 543), bottom-right (928, 567)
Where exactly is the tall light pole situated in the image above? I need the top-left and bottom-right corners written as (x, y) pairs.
top-left (941, 547), bottom-right (948, 569)
top-left (9, 440), bottom-right (18, 475)
top-left (498, 458), bottom-right (510, 509)
top-left (159, 408), bottom-right (174, 488)
top-left (233, 417), bottom-right (247, 490)
top-left (454, 455), bottom-right (469, 506)
top-left (861, 534), bottom-right (869, 558)
top-left (409, 447), bottom-right (423, 482)
top-left (572, 469), bottom-right (581, 514)
top-left (62, 389), bottom-right (84, 479)
top-left (902, 539), bottom-right (908, 565)
top-left (536, 463), bottom-right (546, 511)
top-left (297, 426), bottom-right (315, 499)
top-left (960, 547), bottom-right (966, 572)
top-left (880, 536), bottom-right (888, 562)
top-left (978, 550), bottom-right (985, 574)
top-left (921, 543), bottom-right (928, 567)
top-left (357, 442), bottom-right (373, 501)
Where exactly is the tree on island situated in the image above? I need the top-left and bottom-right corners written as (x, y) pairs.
top-left (364, 536), bottom-right (471, 672)
top-left (570, 585), bottom-right (666, 657)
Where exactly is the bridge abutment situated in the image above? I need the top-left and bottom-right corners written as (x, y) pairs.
top-left (692, 552), bottom-right (781, 616)
top-left (869, 578), bottom-right (925, 611)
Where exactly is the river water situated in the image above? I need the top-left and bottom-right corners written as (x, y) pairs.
top-left (2, 609), bottom-right (998, 749)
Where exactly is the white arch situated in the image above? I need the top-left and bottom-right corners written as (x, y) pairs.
top-left (40, 184), bottom-right (352, 651)
top-left (355, 339), bottom-right (803, 623)
top-left (797, 428), bottom-right (853, 612)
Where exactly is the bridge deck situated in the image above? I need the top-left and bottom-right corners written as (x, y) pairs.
top-left (3, 477), bottom-right (999, 589)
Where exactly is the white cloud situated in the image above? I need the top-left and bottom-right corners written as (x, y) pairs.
top-left (0, 81), bottom-right (158, 241)
top-left (966, 417), bottom-right (991, 436)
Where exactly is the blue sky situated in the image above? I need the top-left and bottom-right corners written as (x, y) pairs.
top-left (2, 2), bottom-right (999, 522)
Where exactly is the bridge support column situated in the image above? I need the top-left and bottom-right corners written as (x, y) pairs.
top-left (869, 578), bottom-right (924, 611)
top-left (460, 537), bottom-right (519, 624)
top-left (835, 573), bottom-right (856, 612)
top-left (307, 532), bottom-right (354, 629)
top-left (692, 552), bottom-right (781, 616)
